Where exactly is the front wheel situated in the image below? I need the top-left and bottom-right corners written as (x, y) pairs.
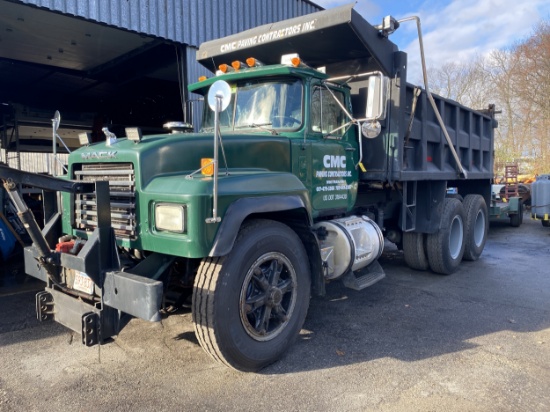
top-left (192, 219), bottom-right (310, 372)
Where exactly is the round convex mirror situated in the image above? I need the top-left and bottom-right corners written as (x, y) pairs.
top-left (361, 120), bottom-right (381, 139)
top-left (207, 80), bottom-right (231, 112)
top-left (53, 110), bottom-right (61, 131)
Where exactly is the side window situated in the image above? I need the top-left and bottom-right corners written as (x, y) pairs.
top-left (311, 86), bottom-right (347, 136)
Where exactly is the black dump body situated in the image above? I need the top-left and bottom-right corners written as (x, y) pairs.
top-left (360, 83), bottom-right (496, 183)
top-left (197, 3), bottom-right (495, 184)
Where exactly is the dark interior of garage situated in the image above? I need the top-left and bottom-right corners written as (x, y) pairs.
top-left (0, 0), bottom-right (192, 151)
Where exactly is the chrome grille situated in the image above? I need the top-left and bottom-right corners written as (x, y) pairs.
top-left (74, 163), bottom-right (136, 239)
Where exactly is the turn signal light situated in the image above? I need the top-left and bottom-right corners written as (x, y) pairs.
top-left (198, 75), bottom-right (207, 81)
top-left (201, 158), bottom-right (214, 176)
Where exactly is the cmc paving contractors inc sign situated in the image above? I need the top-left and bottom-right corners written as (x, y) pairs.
top-left (219, 19), bottom-right (317, 52)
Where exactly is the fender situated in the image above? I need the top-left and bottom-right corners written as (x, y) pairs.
top-left (209, 195), bottom-right (311, 257)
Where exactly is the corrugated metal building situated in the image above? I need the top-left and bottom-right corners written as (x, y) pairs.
top-left (0, 0), bottom-right (321, 161)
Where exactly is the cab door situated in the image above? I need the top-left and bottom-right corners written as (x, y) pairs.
top-left (309, 83), bottom-right (358, 216)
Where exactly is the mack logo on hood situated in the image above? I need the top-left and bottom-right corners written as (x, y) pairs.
top-left (81, 151), bottom-right (117, 160)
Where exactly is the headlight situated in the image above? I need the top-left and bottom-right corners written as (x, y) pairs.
top-left (155, 204), bottom-right (186, 233)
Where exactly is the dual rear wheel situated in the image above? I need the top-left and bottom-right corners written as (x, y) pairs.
top-left (403, 195), bottom-right (488, 275)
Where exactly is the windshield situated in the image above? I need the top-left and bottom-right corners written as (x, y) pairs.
top-left (201, 78), bottom-right (303, 132)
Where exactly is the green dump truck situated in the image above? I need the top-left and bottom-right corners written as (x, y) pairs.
top-left (0, 5), bottom-right (499, 371)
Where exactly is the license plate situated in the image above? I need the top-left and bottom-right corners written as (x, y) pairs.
top-left (73, 271), bottom-right (94, 295)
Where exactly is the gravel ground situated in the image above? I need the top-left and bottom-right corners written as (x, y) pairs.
top-left (0, 215), bottom-right (549, 411)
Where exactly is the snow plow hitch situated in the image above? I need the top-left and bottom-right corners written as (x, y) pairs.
top-left (0, 165), bottom-right (164, 345)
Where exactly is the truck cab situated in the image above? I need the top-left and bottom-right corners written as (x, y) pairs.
top-left (189, 61), bottom-right (360, 218)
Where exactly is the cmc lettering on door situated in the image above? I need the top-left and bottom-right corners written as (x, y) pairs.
top-left (324, 155), bottom-right (346, 169)
top-left (315, 155), bottom-right (352, 201)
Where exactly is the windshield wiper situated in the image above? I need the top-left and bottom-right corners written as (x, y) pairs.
top-left (236, 123), bottom-right (279, 135)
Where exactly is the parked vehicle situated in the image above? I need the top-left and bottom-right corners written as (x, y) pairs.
top-left (0, 5), bottom-right (509, 371)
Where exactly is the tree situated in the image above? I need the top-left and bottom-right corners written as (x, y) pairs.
top-left (511, 21), bottom-right (550, 174)
top-left (428, 59), bottom-right (491, 109)
top-left (426, 19), bottom-right (550, 175)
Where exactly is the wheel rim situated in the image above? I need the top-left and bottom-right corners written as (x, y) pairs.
top-left (239, 252), bottom-right (297, 342)
top-left (473, 209), bottom-right (486, 247)
top-left (449, 215), bottom-right (464, 260)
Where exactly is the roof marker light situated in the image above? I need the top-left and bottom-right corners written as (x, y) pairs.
top-left (281, 53), bottom-right (299, 66)
top-left (281, 53), bottom-right (308, 68)
top-left (218, 63), bottom-right (234, 73)
top-left (231, 61), bottom-right (246, 70)
top-left (246, 57), bottom-right (264, 67)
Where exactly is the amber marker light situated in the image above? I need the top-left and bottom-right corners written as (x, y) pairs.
top-left (231, 61), bottom-right (244, 70)
top-left (218, 64), bottom-right (231, 73)
top-left (201, 158), bottom-right (214, 176)
top-left (198, 75), bottom-right (207, 81)
top-left (281, 53), bottom-right (303, 67)
top-left (246, 57), bottom-right (264, 67)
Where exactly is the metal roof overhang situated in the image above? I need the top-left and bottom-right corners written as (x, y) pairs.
top-left (197, 3), bottom-right (399, 77)
top-left (0, 0), bottom-right (184, 141)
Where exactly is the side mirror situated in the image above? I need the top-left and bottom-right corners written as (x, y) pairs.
top-left (362, 74), bottom-right (389, 139)
top-left (365, 74), bottom-right (389, 121)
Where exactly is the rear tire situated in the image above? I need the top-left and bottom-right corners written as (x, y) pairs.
top-left (446, 194), bottom-right (464, 202)
top-left (542, 220), bottom-right (550, 228)
top-left (192, 219), bottom-right (310, 372)
top-left (426, 198), bottom-right (465, 275)
top-left (462, 195), bottom-right (488, 261)
top-left (403, 232), bottom-right (429, 271)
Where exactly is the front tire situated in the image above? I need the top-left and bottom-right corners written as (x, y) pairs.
top-left (426, 198), bottom-right (465, 275)
top-left (192, 219), bottom-right (310, 371)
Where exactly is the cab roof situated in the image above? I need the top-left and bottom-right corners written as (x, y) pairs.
top-left (188, 64), bottom-right (328, 94)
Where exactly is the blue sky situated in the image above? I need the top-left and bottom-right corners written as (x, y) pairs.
top-left (313, 0), bottom-right (550, 83)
